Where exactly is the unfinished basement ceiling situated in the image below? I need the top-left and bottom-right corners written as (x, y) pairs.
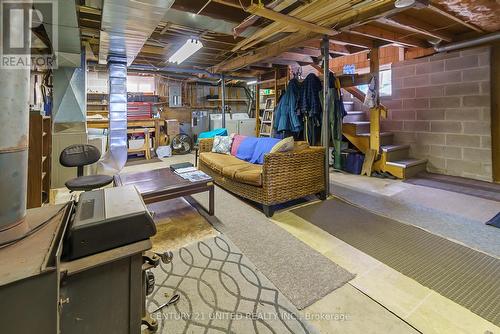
top-left (77, 0), bottom-right (500, 75)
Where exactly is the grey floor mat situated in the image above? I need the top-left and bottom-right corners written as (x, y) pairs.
top-left (405, 172), bottom-right (500, 202)
top-left (292, 198), bottom-right (500, 327)
top-left (189, 187), bottom-right (354, 310)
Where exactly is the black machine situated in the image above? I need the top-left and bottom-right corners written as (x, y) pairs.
top-left (63, 185), bottom-right (156, 260)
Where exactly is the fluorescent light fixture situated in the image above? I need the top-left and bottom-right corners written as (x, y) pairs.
top-left (394, 0), bottom-right (415, 8)
top-left (246, 80), bottom-right (257, 85)
top-left (168, 39), bottom-right (203, 64)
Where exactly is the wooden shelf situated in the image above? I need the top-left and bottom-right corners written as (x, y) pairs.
top-left (28, 113), bottom-right (51, 208)
top-left (206, 98), bottom-right (249, 102)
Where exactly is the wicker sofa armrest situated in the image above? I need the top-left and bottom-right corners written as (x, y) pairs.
top-left (198, 138), bottom-right (214, 152)
top-left (262, 146), bottom-right (326, 202)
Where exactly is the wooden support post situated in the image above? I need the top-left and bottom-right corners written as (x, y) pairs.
top-left (492, 43), bottom-right (500, 183)
top-left (369, 46), bottom-right (381, 152)
top-left (321, 35), bottom-right (330, 197)
top-left (255, 78), bottom-right (260, 136)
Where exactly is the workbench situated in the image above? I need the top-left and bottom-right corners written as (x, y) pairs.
top-left (87, 118), bottom-right (165, 150)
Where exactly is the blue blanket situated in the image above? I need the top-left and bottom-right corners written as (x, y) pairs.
top-left (236, 137), bottom-right (280, 165)
top-left (197, 128), bottom-right (228, 142)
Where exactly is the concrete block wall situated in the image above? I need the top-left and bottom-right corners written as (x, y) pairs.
top-left (380, 46), bottom-right (492, 181)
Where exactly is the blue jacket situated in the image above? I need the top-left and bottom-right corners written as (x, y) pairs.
top-left (274, 78), bottom-right (302, 133)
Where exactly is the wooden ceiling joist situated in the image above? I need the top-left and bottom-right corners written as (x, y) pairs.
top-left (330, 33), bottom-right (375, 49)
top-left (213, 31), bottom-right (318, 72)
top-left (233, 0), bottom-right (299, 37)
top-left (214, 0), bottom-right (399, 71)
top-left (348, 24), bottom-right (429, 48)
top-left (245, 3), bottom-right (337, 36)
top-left (381, 14), bottom-right (453, 42)
top-left (427, 4), bottom-right (483, 33)
top-left (278, 52), bottom-right (314, 63)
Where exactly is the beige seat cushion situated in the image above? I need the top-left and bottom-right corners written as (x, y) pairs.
top-left (199, 152), bottom-right (246, 174)
top-left (200, 152), bottom-right (263, 187)
top-left (233, 164), bottom-right (263, 187)
top-left (221, 163), bottom-right (252, 178)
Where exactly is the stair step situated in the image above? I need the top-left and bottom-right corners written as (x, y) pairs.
top-left (381, 144), bottom-right (410, 161)
top-left (344, 111), bottom-right (367, 123)
top-left (345, 121), bottom-right (370, 134)
top-left (358, 131), bottom-right (393, 137)
top-left (358, 131), bottom-right (394, 146)
top-left (386, 158), bottom-right (428, 168)
top-left (343, 101), bottom-right (354, 112)
top-left (381, 144), bottom-right (410, 152)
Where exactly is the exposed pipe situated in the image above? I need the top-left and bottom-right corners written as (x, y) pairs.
top-left (0, 2), bottom-right (32, 243)
top-left (321, 35), bottom-right (330, 198)
top-left (128, 64), bottom-right (256, 82)
top-left (434, 32), bottom-right (500, 53)
top-left (197, 0), bottom-right (212, 15)
top-left (221, 74), bottom-right (227, 128)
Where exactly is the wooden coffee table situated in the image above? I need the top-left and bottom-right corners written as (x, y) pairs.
top-left (113, 167), bottom-right (214, 215)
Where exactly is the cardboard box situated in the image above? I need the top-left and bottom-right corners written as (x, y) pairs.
top-left (166, 119), bottom-right (180, 136)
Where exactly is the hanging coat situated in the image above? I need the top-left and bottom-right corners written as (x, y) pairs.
top-left (299, 73), bottom-right (323, 145)
top-left (274, 78), bottom-right (302, 134)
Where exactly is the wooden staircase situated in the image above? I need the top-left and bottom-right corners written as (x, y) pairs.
top-left (342, 100), bottom-right (427, 179)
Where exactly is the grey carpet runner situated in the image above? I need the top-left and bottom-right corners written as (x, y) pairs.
top-left (189, 187), bottom-right (354, 310)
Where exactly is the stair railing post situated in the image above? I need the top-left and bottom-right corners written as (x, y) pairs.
top-left (321, 35), bottom-right (330, 198)
top-left (369, 46), bottom-right (381, 152)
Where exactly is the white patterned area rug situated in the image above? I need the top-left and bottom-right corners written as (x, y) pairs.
top-left (147, 235), bottom-right (318, 334)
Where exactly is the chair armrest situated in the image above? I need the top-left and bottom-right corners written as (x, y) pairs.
top-left (198, 138), bottom-right (214, 152)
top-left (262, 146), bottom-right (325, 194)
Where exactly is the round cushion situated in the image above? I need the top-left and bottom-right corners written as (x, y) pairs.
top-left (65, 174), bottom-right (114, 191)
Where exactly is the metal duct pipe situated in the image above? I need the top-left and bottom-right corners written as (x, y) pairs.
top-left (96, 57), bottom-right (128, 174)
top-left (434, 32), bottom-right (500, 53)
top-left (128, 64), bottom-right (257, 82)
top-left (99, 0), bottom-right (174, 66)
top-left (0, 2), bottom-right (31, 243)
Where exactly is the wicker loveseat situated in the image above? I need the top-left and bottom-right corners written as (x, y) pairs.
top-left (198, 138), bottom-right (326, 217)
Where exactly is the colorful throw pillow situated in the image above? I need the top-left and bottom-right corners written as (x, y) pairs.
top-left (212, 136), bottom-right (232, 154)
top-left (231, 134), bottom-right (247, 156)
top-left (270, 136), bottom-right (295, 153)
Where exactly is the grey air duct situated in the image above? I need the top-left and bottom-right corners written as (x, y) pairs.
top-left (96, 0), bottom-right (174, 174)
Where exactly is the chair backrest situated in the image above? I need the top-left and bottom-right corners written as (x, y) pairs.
top-left (60, 144), bottom-right (101, 177)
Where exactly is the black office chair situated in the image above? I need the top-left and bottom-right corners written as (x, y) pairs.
top-left (60, 144), bottom-right (114, 192)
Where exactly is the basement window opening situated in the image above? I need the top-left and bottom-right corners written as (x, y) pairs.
top-left (357, 65), bottom-right (392, 97)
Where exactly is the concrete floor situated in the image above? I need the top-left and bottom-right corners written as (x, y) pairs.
top-left (52, 155), bottom-right (500, 333)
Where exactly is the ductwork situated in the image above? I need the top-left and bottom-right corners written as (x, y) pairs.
top-left (34, 0), bottom-right (81, 67)
top-left (97, 57), bottom-right (128, 174)
top-left (0, 2), bottom-right (31, 244)
top-left (162, 8), bottom-right (258, 38)
top-left (128, 64), bottom-right (257, 82)
top-left (99, 0), bottom-right (175, 66)
top-left (434, 32), bottom-right (500, 53)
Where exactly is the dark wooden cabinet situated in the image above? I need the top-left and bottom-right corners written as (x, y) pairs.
top-left (27, 113), bottom-right (51, 208)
